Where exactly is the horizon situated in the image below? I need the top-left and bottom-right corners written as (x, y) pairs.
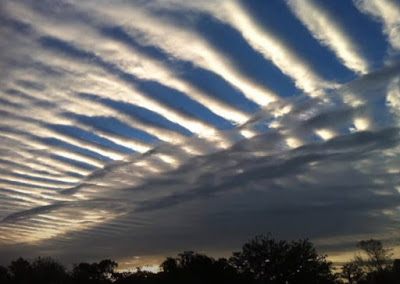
top-left (1, 0), bottom-right (400, 272)
top-left (2, 234), bottom-right (399, 272)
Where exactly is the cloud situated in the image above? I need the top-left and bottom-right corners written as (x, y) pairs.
top-left (71, 0), bottom-right (278, 107)
top-left (387, 76), bottom-right (400, 122)
top-left (211, 0), bottom-right (337, 93)
top-left (286, 0), bottom-right (370, 74)
top-left (1, 64), bottom-right (399, 264)
top-left (137, 0), bottom-right (337, 95)
top-left (354, 0), bottom-right (400, 51)
top-left (0, 0), bottom-right (399, 267)
top-left (3, 1), bottom-right (235, 151)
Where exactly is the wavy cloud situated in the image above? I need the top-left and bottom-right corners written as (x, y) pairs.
top-left (354, 0), bottom-right (400, 51)
top-left (286, 0), bottom-right (370, 74)
top-left (0, 0), bottom-right (399, 267)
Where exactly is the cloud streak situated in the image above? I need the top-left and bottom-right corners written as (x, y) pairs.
top-left (286, 0), bottom-right (370, 74)
top-left (354, 0), bottom-right (400, 51)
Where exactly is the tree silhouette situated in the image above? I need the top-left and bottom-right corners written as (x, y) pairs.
top-left (30, 257), bottom-right (69, 284)
top-left (393, 259), bottom-right (400, 274)
top-left (341, 262), bottom-right (364, 284)
top-left (354, 239), bottom-right (393, 273)
top-left (160, 251), bottom-right (245, 284)
top-left (8, 257), bottom-right (32, 284)
top-left (341, 239), bottom-right (399, 284)
top-left (71, 259), bottom-right (117, 284)
top-left (0, 265), bottom-right (11, 284)
top-left (114, 269), bottom-right (159, 284)
top-left (160, 251), bottom-right (218, 283)
top-left (1, 235), bottom-right (398, 284)
top-left (229, 234), bottom-right (337, 284)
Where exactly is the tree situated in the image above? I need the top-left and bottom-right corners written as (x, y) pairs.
top-left (341, 239), bottom-right (399, 284)
top-left (393, 259), bottom-right (400, 274)
top-left (160, 251), bottom-right (245, 284)
top-left (0, 265), bottom-right (11, 284)
top-left (213, 257), bottom-right (250, 284)
top-left (160, 251), bottom-right (215, 283)
top-left (341, 262), bottom-right (364, 284)
top-left (354, 239), bottom-right (393, 273)
top-left (229, 234), bottom-right (338, 284)
top-left (30, 257), bottom-right (69, 284)
top-left (160, 257), bottom-right (178, 274)
top-left (113, 270), bottom-right (159, 284)
top-left (8, 257), bottom-right (32, 284)
top-left (97, 259), bottom-right (118, 280)
top-left (71, 259), bottom-right (117, 284)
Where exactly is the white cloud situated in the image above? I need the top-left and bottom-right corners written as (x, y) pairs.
top-left (354, 0), bottom-right (400, 50)
top-left (216, 0), bottom-right (337, 94)
top-left (72, 0), bottom-right (278, 106)
top-left (286, 0), bottom-right (370, 74)
top-left (6, 0), bottom-right (251, 125)
top-left (386, 77), bottom-right (400, 131)
top-left (136, 0), bottom-right (338, 95)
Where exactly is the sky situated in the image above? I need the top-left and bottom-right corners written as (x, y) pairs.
top-left (0, 0), bottom-right (400, 270)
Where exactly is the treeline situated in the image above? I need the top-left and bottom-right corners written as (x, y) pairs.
top-left (0, 235), bottom-right (399, 284)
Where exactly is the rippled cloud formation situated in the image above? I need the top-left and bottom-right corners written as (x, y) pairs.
top-left (0, 0), bottom-right (399, 267)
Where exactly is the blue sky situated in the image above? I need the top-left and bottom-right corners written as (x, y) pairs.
top-left (0, 0), bottom-right (400, 269)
